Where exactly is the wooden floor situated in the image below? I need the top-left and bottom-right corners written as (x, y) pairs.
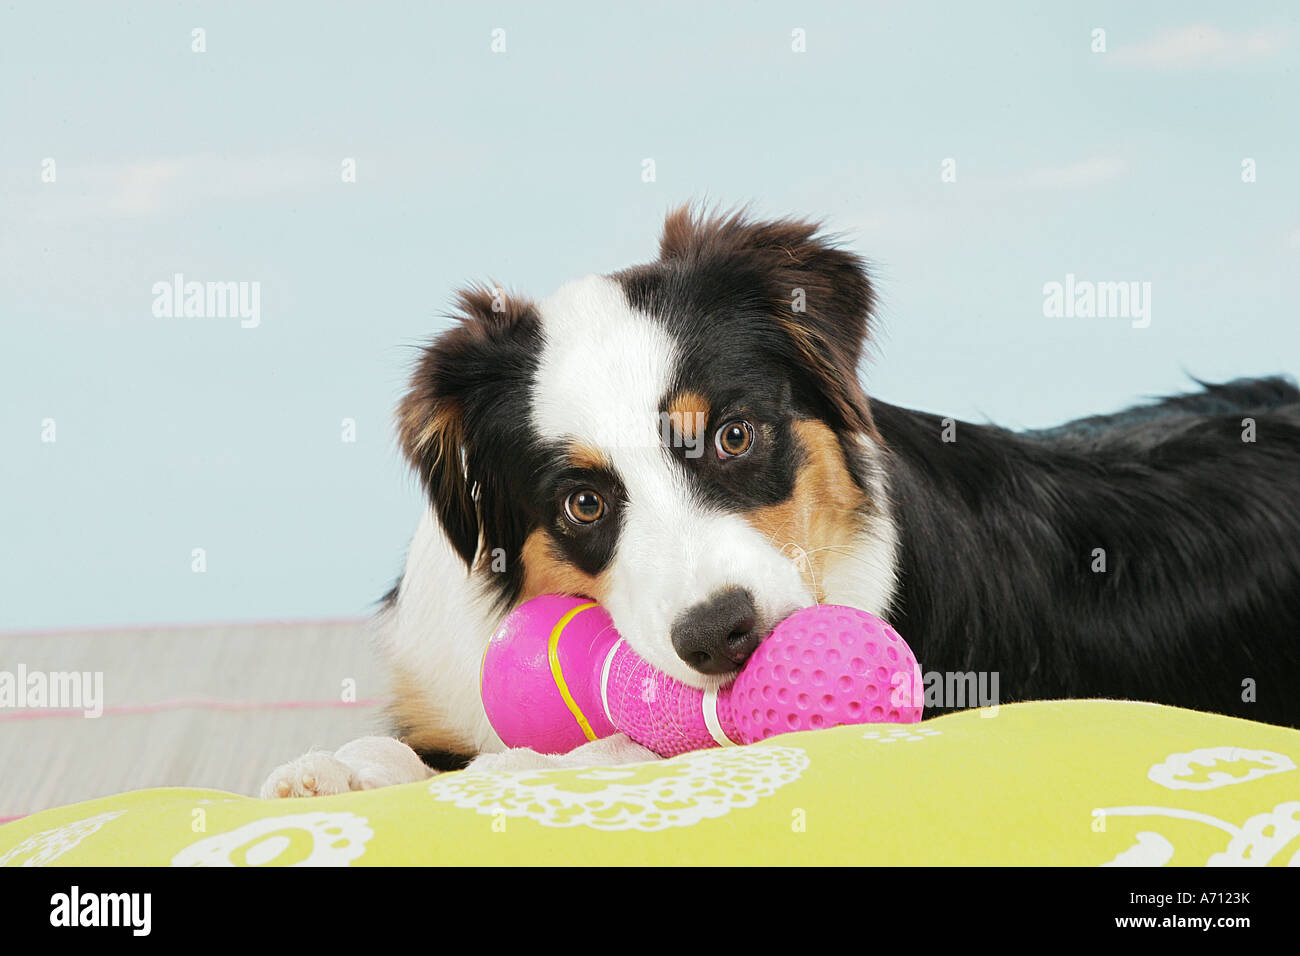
top-left (0, 618), bottom-right (387, 819)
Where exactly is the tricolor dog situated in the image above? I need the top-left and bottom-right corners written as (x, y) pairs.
top-left (262, 208), bottom-right (1300, 797)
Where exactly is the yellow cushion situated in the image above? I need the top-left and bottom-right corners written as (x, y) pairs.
top-left (3, 700), bottom-right (1297, 865)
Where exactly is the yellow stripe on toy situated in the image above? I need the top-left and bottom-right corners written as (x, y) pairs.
top-left (548, 602), bottom-right (600, 741)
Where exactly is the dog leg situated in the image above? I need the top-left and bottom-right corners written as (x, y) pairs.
top-left (464, 733), bottom-right (659, 774)
top-left (259, 736), bottom-right (433, 798)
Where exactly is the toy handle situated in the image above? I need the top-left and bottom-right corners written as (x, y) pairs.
top-left (595, 637), bottom-right (741, 757)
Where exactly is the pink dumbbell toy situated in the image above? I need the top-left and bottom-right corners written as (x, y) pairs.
top-left (480, 595), bottom-right (923, 757)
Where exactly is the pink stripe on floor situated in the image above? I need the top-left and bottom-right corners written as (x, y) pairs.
top-left (0, 697), bottom-right (386, 721)
top-left (0, 614), bottom-right (370, 639)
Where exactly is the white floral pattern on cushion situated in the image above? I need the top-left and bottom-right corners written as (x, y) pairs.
top-left (0, 811), bottom-right (124, 867)
top-left (1147, 747), bottom-right (1294, 791)
top-left (427, 745), bottom-right (809, 831)
top-left (1100, 747), bottom-right (1299, 866)
top-left (171, 811), bottom-right (373, 867)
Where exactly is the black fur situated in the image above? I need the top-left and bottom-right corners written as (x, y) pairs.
top-left (412, 747), bottom-right (474, 773)
top-left (397, 287), bottom-right (550, 609)
top-left (875, 377), bottom-right (1300, 727)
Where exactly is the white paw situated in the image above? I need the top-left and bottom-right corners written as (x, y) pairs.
top-left (465, 734), bottom-right (660, 773)
top-left (335, 736), bottom-right (435, 789)
top-left (467, 748), bottom-right (569, 774)
top-left (259, 751), bottom-right (360, 799)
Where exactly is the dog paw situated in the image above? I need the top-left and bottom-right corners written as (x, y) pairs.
top-left (335, 736), bottom-right (435, 789)
top-left (259, 737), bottom-right (434, 798)
top-left (466, 748), bottom-right (567, 774)
top-left (465, 734), bottom-right (659, 773)
top-left (259, 751), bottom-right (360, 799)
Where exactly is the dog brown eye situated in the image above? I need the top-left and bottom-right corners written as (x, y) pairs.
top-left (716, 420), bottom-right (755, 458)
top-left (564, 489), bottom-right (606, 524)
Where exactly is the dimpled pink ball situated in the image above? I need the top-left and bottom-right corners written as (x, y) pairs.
top-left (731, 604), bottom-right (923, 742)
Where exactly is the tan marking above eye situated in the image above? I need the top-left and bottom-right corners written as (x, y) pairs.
top-left (564, 489), bottom-right (606, 524)
top-left (667, 390), bottom-right (710, 421)
top-left (567, 443), bottom-right (611, 472)
top-left (665, 390), bottom-right (711, 448)
top-left (715, 420), bottom-right (755, 458)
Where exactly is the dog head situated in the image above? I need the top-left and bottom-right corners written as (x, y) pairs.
top-left (399, 208), bottom-right (891, 688)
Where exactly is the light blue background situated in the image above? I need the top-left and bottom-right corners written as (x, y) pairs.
top-left (2, 2), bottom-right (1297, 630)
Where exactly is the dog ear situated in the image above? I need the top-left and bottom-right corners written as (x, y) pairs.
top-left (659, 206), bottom-right (877, 436)
top-left (397, 285), bottom-right (539, 568)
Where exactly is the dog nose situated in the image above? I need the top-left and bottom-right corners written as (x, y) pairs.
top-left (671, 587), bottom-right (761, 675)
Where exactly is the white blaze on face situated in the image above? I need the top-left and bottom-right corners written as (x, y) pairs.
top-left (531, 276), bottom-right (814, 688)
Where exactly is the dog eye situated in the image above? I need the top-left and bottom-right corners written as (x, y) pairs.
top-left (564, 489), bottom-right (606, 524)
top-left (715, 420), bottom-right (755, 458)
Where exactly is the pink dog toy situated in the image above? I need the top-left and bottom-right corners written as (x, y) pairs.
top-left (481, 595), bottom-right (923, 757)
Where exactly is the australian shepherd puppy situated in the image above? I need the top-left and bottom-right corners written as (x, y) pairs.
top-left (262, 208), bottom-right (1300, 798)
